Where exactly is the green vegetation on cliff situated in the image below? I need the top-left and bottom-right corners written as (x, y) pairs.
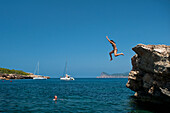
top-left (0, 68), bottom-right (29, 75)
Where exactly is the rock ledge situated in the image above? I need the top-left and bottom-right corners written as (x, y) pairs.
top-left (126, 44), bottom-right (170, 104)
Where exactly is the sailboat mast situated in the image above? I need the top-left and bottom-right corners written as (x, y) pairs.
top-left (63, 61), bottom-right (67, 76)
top-left (65, 61), bottom-right (67, 74)
top-left (38, 61), bottom-right (39, 75)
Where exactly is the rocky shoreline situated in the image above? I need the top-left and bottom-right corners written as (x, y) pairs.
top-left (126, 44), bottom-right (170, 104)
top-left (0, 73), bottom-right (50, 80)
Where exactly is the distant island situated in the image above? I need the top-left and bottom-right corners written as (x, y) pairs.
top-left (0, 67), bottom-right (50, 80)
top-left (96, 72), bottom-right (129, 78)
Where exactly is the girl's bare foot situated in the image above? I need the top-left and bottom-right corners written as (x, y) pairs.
top-left (110, 58), bottom-right (113, 61)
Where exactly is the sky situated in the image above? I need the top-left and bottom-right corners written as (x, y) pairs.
top-left (0, 0), bottom-right (170, 78)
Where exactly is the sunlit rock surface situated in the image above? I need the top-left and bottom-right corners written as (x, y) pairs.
top-left (126, 44), bottom-right (170, 104)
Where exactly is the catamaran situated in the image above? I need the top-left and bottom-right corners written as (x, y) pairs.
top-left (60, 61), bottom-right (75, 81)
top-left (33, 61), bottom-right (47, 80)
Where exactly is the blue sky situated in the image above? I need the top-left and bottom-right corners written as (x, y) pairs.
top-left (0, 0), bottom-right (170, 78)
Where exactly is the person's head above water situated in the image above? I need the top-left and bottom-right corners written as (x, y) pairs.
top-left (54, 95), bottom-right (57, 99)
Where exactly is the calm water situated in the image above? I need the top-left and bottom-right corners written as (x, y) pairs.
top-left (0, 78), bottom-right (157, 112)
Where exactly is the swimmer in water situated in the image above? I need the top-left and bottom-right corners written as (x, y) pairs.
top-left (53, 95), bottom-right (57, 101)
top-left (106, 36), bottom-right (124, 61)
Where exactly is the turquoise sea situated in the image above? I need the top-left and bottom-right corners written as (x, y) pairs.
top-left (0, 78), bottom-right (163, 112)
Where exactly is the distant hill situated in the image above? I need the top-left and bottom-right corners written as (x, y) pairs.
top-left (96, 72), bottom-right (129, 78)
top-left (0, 67), bottom-right (29, 75)
top-left (0, 67), bottom-right (50, 80)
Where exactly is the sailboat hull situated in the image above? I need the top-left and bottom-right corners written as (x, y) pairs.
top-left (60, 77), bottom-right (74, 81)
top-left (33, 77), bottom-right (47, 80)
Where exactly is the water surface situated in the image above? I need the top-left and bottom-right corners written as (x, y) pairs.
top-left (0, 78), bottom-right (156, 112)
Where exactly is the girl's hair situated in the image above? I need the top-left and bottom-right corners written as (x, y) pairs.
top-left (110, 40), bottom-right (115, 43)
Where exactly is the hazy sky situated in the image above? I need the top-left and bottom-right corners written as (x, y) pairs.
top-left (0, 0), bottom-right (170, 78)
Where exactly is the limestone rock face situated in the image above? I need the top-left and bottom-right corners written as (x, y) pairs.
top-left (126, 44), bottom-right (170, 104)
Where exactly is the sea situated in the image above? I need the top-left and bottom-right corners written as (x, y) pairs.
top-left (0, 78), bottom-right (163, 113)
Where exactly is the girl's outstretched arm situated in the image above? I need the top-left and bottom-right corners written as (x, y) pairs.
top-left (106, 36), bottom-right (114, 44)
top-left (106, 36), bottom-right (111, 42)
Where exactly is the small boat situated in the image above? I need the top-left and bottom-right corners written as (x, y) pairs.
top-left (33, 77), bottom-right (47, 80)
top-left (33, 61), bottom-right (47, 80)
top-left (60, 74), bottom-right (75, 80)
top-left (60, 61), bottom-right (75, 81)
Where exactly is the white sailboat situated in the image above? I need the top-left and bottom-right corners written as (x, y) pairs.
top-left (60, 61), bottom-right (75, 81)
top-left (33, 61), bottom-right (47, 80)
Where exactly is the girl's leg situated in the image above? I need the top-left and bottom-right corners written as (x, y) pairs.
top-left (109, 50), bottom-right (114, 61)
top-left (114, 49), bottom-right (124, 57)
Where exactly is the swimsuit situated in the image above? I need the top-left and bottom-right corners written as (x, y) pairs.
top-left (111, 43), bottom-right (118, 51)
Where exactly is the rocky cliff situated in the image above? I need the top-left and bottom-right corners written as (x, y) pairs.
top-left (126, 44), bottom-right (170, 104)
